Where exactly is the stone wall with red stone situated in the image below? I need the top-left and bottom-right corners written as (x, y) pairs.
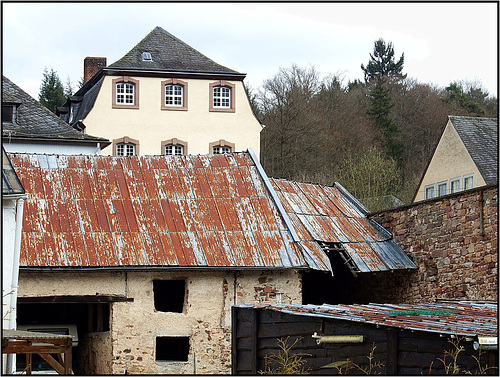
top-left (368, 185), bottom-right (498, 303)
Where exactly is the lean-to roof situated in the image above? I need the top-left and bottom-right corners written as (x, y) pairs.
top-left (242, 302), bottom-right (498, 337)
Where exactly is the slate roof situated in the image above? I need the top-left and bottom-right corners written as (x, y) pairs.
top-left (449, 116), bottom-right (498, 185)
top-left (241, 302), bottom-right (498, 337)
top-left (108, 26), bottom-right (244, 77)
top-left (2, 76), bottom-right (110, 146)
top-left (8, 151), bottom-right (413, 273)
top-left (59, 77), bottom-right (104, 127)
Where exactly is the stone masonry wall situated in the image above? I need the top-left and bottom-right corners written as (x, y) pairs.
top-left (368, 185), bottom-right (498, 303)
top-left (18, 269), bottom-right (302, 375)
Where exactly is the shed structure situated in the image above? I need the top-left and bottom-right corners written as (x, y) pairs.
top-left (232, 302), bottom-right (498, 375)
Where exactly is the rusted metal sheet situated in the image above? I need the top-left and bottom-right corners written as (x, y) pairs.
top-left (246, 302), bottom-right (498, 337)
top-left (10, 152), bottom-right (311, 270)
top-left (271, 178), bottom-right (416, 272)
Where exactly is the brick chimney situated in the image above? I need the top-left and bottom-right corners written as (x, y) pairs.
top-left (84, 57), bottom-right (107, 84)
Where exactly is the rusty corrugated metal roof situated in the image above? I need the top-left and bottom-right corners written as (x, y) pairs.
top-left (270, 179), bottom-right (416, 272)
top-left (9, 151), bottom-right (414, 274)
top-left (243, 302), bottom-right (498, 337)
top-left (10, 152), bottom-right (309, 269)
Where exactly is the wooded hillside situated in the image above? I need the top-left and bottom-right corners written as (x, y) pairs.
top-left (251, 40), bottom-right (497, 211)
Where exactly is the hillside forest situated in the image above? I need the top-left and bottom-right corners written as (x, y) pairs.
top-left (248, 39), bottom-right (498, 211)
top-left (38, 39), bottom-right (497, 212)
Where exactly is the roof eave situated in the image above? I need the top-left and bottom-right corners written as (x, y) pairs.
top-left (2, 135), bottom-right (111, 147)
top-left (103, 67), bottom-right (246, 81)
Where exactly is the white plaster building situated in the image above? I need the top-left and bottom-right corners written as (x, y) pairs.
top-left (58, 27), bottom-right (262, 157)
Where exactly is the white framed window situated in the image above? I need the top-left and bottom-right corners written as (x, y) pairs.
top-left (425, 185), bottom-right (435, 200)
top-left (161, 79), bottom-right (188, 111)
top-left (212, 146), bottom-right (231, 154)
top-left (112, 77), bottom-right (139, 109)
top-left (165, 85), bottom-right (183, 106)
top-left (209, 81), bottom-right (235, 113)
top-left (437, 181), bottom-right (447, 197)
top-left (113, 136), bottom-right (139, 156)
top-left (142, 52), bottom-right (152, 61)
top-left (209, 139), bottom-right (235, 154)
top-left (165, 144), bottom-right (184, 155)
top-left (161, 138), bottom-right (187, 155)
top-left (116, 83), bottom-right (135, 105)
top-left (450, 178), bottom-right (461, 194)
top-left (463, 174), bottom-right (474, 190)
top-left (116, 143), bottom-right (136, 156)
top-left (213, 86), bottom-right (231, 108)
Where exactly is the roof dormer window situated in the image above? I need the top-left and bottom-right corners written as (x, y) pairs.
top-left (142, 52), bottom-right (152, 61)
top-left (2, 105), bottom-right (14, 123)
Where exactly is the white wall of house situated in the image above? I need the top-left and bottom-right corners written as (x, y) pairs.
top-left (2, 199), bottom-right (18, 330)
top-left (18, 269), bottom-right (301, 374)
top-left (83, 75), bottom-right (262, 156)
top-left (2, 141), bottom-right (102, 155)
top-left (414, 121), bottom-right (485, 202)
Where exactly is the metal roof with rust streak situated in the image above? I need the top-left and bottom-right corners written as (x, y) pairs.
top-left (270, 179), bottom-right (416, 272)
top-left (10, 152), bottom-right (312, 269)
top-left (243, 302), bottom-right (498, 337)
top-left (8, 151), bottom-right (413, 273)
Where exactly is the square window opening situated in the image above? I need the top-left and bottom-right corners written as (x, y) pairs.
top-left (156, 336), bottom-right (189, 362)
top-left (153, 280), bottom-right (185, 313)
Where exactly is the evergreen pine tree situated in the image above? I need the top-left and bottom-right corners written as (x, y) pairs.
top-left (38, 68), bottom-right (67, 113)
top-left (361, 39), bottom-right (406, 163)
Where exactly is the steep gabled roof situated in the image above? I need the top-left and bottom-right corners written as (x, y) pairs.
top-left (449, 116), bottom-right (498, 185)
top-left (9, 151), bottom-right (414, 273)
top-left (2, 76), bottom-right (110, 146)
top-left (108, 26), bottom-right (244, 77)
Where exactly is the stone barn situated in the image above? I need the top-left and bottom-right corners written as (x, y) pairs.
top-left (8, 150), bottom-right (414, 374)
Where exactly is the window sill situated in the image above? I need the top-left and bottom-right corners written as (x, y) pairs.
top-left (112, 104), bottom-right (140, 110)
top-left (209, 107), bottom-right (235, 113)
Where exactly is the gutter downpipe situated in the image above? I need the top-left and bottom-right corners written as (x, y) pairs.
top-left (6, 196), bottom-right (26, 374)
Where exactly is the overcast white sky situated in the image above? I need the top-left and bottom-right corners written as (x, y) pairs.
top-left (2, 2), bottom-right (498, 99)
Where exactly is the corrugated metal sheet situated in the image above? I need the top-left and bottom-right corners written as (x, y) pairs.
top-left (9, 151), bottom-right (415, 274)
top-left (244, 302), bottom-right (498, 337)
top-left (270, 179), bottom-right (416, 272)
top-left (2, 147), bottom-right (25, 196)
top-left (10, 152), bottom-right (310, 269)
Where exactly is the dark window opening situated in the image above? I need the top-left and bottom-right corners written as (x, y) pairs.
top-left (156, 336), bottom-right (189, 361)
top-left (16, 302), bottom-right (110, 375)
top-left (153, 280), bottom-right (185, 313)
top-left (3, 105), bottom-right (14, 122)
top-left (302, 247), bottom-right (358, 305)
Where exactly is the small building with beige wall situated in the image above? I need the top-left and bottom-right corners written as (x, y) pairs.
top-left (58, 27), bottom-right (262, 157)
top-left (413, 116), bottom-right (497, 202)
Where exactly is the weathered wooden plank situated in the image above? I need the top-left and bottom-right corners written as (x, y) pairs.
top-left (257, 322), bottom-right (323, 338)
